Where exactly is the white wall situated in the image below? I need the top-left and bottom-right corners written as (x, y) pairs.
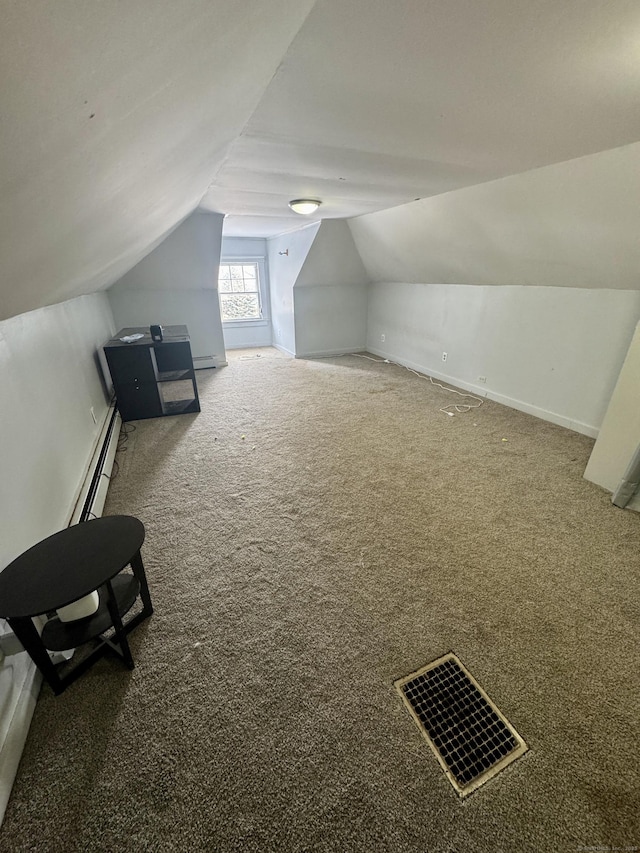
top-left (108, 212), bottom-right (226, 366)
top-left (109, 289), bottom-right (224, 366)
top-left (267, 223), bottom-right (319, 355)
top-left (367, 283), bottom-right (640, 436)
top-left (219, 237), bottom-right (272, 349)
top-left (293, 220), bottom-right (368, 357)
top-left (294, 286), bottom-right (367, 357)
top-left (0, 292), bottom-right (115, 821)
top-left (221, 237), bottom-right (266, 257)
top-left (349, 143), bottom-right (640, 436)
top-left (0, 294), bottom-right (116, 562)
top-left (267, 220), bottom-right (368, 358)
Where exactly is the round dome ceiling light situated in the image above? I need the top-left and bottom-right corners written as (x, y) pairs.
top-left (288, 199), bottom-right (321, 215)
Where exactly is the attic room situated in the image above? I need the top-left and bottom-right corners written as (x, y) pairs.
top-left (1, 1), bottom-right (639, 849)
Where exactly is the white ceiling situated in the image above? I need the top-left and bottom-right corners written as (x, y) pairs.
top-left (1, 0), bottom-right (640, 317)
top-left (0, 0), bottom-right (315, 320)
top-left (205, 0), bottom-right (640, 235)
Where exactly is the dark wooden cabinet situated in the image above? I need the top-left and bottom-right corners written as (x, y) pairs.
top-left (104, 326), bottom-right (201, 421)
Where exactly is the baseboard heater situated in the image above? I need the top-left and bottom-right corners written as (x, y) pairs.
top-left (193, 355), bottom-right (216, 369)
top-left (71, 401), bottom-right (120, 525)
top-left (0, 401), bottom-right (121, 826)
top-left (0, 401), bottom-right (121, 659)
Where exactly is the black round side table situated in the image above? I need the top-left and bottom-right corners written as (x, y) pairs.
top-left (0, 515), bottom-right (153, 695)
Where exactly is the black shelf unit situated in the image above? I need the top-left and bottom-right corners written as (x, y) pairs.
top-left (104, 325), bottom-right (201, 421)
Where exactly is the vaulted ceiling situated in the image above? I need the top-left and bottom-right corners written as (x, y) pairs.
top-left (2, 0), bottom-right (639, 319)
top-left (0, 0), bottom-right (315, 320)
top-left (212, 0), bottom-right (640, 233)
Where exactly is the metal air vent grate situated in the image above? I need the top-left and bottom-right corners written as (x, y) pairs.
top-left (395, 652), bottom-right (528, 797)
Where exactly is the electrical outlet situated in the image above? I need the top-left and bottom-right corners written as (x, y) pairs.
top-left (90, 406), bottom-right (97, 424)
top-left (381, 333), bottom-right (386, 343)
top-left (478, 376), bottom-right (487, 383)
top-left (442, 352), bottom-right (448, 362)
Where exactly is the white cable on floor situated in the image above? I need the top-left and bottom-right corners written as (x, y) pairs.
top-left (349, 352), bottom-right (484, 417)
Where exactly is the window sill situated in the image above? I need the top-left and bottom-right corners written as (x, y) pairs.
top-left (222, 319), bottom-right (270, 328)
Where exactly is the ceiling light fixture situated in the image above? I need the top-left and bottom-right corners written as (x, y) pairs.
top-left (288, 199), bottom-right (321, 215)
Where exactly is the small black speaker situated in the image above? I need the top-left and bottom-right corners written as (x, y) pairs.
top-left (150, 324), bottom-right (163, 342)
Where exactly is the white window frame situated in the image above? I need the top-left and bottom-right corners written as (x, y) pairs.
top-left (217, 256), bottom-right (270, 328)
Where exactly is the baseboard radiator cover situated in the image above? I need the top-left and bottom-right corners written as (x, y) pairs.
top-left (193, 355), bottom-right (227, 369)
top-left (0, 402), bottom-right (121, 826)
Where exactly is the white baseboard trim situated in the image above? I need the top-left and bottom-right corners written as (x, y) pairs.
top-left (295, 346), bottom-right (366, 359)
top-left (366, 346), bottom-right (599, 438)
top-left (273, 343), bottom-right (295, 357)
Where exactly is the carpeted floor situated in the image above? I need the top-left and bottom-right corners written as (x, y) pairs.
top-left (2, 348), bottom-right (639, 852)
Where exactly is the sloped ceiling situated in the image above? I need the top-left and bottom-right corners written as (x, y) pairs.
top-left (206, 0), bottom-right (640, 231)
top-left (348, 141), bottom-right (640, 289)
top-left (0, 0), bottom-right (315, 320)
top-left (2, 0), bottom-right (640, 319)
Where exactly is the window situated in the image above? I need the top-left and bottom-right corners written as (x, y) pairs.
top-left (218, 262), bottom-right (263, 322)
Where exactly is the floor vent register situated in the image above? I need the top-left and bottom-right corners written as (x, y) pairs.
top-left (395, 652), bottom-right (528, 797)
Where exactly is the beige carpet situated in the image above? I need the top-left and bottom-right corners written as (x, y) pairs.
top-left (2, 348), bottom-right (639, 852)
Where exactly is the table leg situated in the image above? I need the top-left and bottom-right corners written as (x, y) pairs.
top-left (104, 580), bottom-right (135, 669)
top-left (7, 616), bottom-right (63, 695)
top-left (130, 550), bottom-right (153, 617)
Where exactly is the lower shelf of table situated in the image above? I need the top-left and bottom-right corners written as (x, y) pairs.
top-left (162, 398), bottom-right (200, 415)
top-left (41, 574), bottom-right (140, 652)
